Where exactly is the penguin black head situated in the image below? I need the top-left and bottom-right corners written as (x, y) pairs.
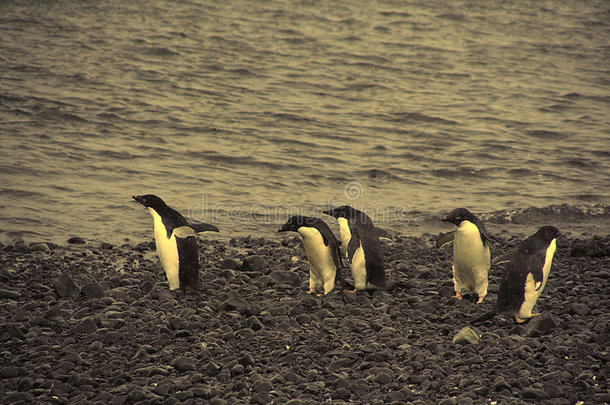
top-left (534, 225), bottom-right (560, 242)
top-left (323, 205), bottom-right (373, 226)
top-left (278, 215), bottom-right (319, 233)
top-left (442, 208), bottom-right (478, 226)
top-left (132, 194), bottom-right (168, 211)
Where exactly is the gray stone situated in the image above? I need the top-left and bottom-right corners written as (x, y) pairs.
top-left (525, 312), bottom-right (557, 337)
top-left (54, 274), bottom-right (80, 298)
top-left (67, 236), bottom-right (86, 244)
top-left (0, 366), bottom-right (27, 378)
top-left (242, 255), bottom-right (267, 271)
top-left (30, 242), bottom-right (51, 252)
top-left (0, 289), bottom-right (20, 299)
top-left (570, 303), bottom-right (589, 316)
top-left (220, 258), bottom-right (240, 270)
top-left (72, 318), bottom-right (98, 336)
top-left (328, 358), bottom-right (354, 373)
top-left (171, 356), bottom-right (196, 372)
top-left (82, 282), bottom-right (104, 299)
top-left (453, 327), bottom-right (480, 345)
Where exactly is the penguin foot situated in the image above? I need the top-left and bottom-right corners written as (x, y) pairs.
top-left (453, 292), bottom-right (463, 300)
top-left (514, 315), bottom-right (527, 324)
top-left (307, 289), bottom-right (316, 294)
top-left (344, 288), bottom-right (358, 294)
top-left (476, 296), bottom-right (484, 304)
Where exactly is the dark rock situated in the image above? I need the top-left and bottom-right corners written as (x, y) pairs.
top-left (493, 376), bottom-right (511, 391)
top-left (30, 242), bottom-right (51, 252)
top-left (0, 366), bottom-right (27, 378)
top-left (82, 282), bottom-right (104, 299)
top-left (0, 289), bottom-right (20, 299)
top-left (3, 392), bottom-right (35, 402)
top-left (522, 387), bottom-right (550, 400)
top-left (171, 357), bottom-right (196, 372)
top-left (54, 274), bottom-right (80, 298)
top-left (220, 258), bottom-right (241, 270)
top-left (219, 296), bottom-right (257, 315)
top-left (238, 354), bottom-right (255, 367)
top-left (67, 236), bottom-right (86, 244)
top-left (252, 380), bottom-right (272, 393)
top-left (250, 393), bottom-right (270, 404)
top-left (328, 358), bottom-right (354, 373)
top-left (72, 318), bottom-right (98, 336)
top-left (230, 364), bottom-right (244, 376)
top-left (453, 327), bottom-right (480, 345)
top-left (206, 362), bottom-right (222, 376)
top-left (242, 255), bottom-right (267, 271)
top-left (570, 303), bottom-right (589, 316)
top-left (525, 312), bottom-right (557, 337)
top-left (438, 399), bottom-right (457, 405)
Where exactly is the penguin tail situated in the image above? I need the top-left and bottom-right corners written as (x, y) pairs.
top-left (471, 310), bottom-right (497, 324)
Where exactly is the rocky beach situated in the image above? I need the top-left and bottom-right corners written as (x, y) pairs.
top-left (1, 231), bottom-right (608, 404)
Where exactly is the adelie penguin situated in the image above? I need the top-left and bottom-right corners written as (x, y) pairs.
top-left (133, 194), bottom-right (219, 293)
top-left (278, 215), bottom-right (342, 295)
top-left (323, 206), bottom-right (385, 292)
top-left (437, 208), bottom-right (491, 303)
top-left (474, 226), bottom-right (560, 324)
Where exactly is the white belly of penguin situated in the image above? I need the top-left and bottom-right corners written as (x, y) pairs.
top-left (452, 221), bottom-right (490, 291)
top-left (149, 208), bottom-right (180, 290)
top-left (298, 227), bottom-right (336, 281)
top-left (337, 218), bottom-right (351, 258)
top-left (520, 239), bottom-right (556, 317)
top-left (351, 242), bottom-right (367, 290)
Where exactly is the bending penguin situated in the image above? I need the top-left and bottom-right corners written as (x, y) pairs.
top-left (323, 206), bottom-right (385, 291)
top-left (278, 215), bottom-right (342, 295)
top-left (474, 226), bottom-right (560, 324)
top-left (133, 194), bottom-right (219, 292)
top-left (437, 208), bottom-right (491, 303)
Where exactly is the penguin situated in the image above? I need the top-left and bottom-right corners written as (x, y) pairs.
top-left (474, 226), bottom-right (560, 324)
top-left (132, 194), bottom-right (219, 292)
top-left (438, 208), bottom-right (491, 303)
top-left (323, 206), bottom-right (385, 291)
top-left (278, 215), bottom-right (342, 295)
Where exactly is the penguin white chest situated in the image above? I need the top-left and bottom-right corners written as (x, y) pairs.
top-left (148, 208), bottom-right (180, 290)
top-left (337, 218), bottom-right (351, 258)
top-left (298, 227), bottom-right (335, 271)
top-left (452, 221), bottom-right (490, 289)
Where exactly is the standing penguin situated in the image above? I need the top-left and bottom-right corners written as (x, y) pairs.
top-left (278, 215), bottom-right (342, 295)
top-left (133, 194), bottom-right (219, 292)
top-left (323, 206), bottom-right (385, 291)
top-left (475, 226), bottom-right (560, 323)
top-left (438, 208), bottom-right (491, 303)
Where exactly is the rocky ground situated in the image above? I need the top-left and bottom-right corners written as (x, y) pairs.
top-left (0, 231), bottom-right (608, 404)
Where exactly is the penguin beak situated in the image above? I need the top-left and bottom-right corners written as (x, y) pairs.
top-left (441, 216), bottom-right (448, 222)
top-left (278, 224), bottom-right (291, 233)
top-left (132, 195), bottom-right (143, 205)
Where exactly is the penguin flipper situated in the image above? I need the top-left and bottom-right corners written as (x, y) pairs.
top-left (189, 222), bottom-right (220, 233)
top-left (173, 226), bottom-right (198, 239)
top-left (346, 231), bottom-right (361, 264)
top-left (436, 231), bottom-right (455, 248)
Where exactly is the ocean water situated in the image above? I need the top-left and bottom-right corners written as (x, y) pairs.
top-left (1, 0), bottom-right (609, 244)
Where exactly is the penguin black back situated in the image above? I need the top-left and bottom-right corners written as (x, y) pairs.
top-left (496, 226), bottom-right (560, 314)
top-left (323, 205), bottom-right (375, 229)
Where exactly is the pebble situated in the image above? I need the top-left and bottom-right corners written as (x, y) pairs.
top-left (525, 312), bottom-right (557, 337)
top-left (67, 236), bottom-right (86, 244)
top-left (72, 318), bottom-right (98, 336)
top-left (242, 255), bottom-right (268, 271)
top-left (452, 327), bottom-right (480, 345)
top-left (53, 274), bottom-right (80, 298)
top-left (82, 282), bottom-right (105, 299)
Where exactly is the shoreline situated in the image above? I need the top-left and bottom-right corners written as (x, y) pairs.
top-left (0, 233), bottom-right (608, 404)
